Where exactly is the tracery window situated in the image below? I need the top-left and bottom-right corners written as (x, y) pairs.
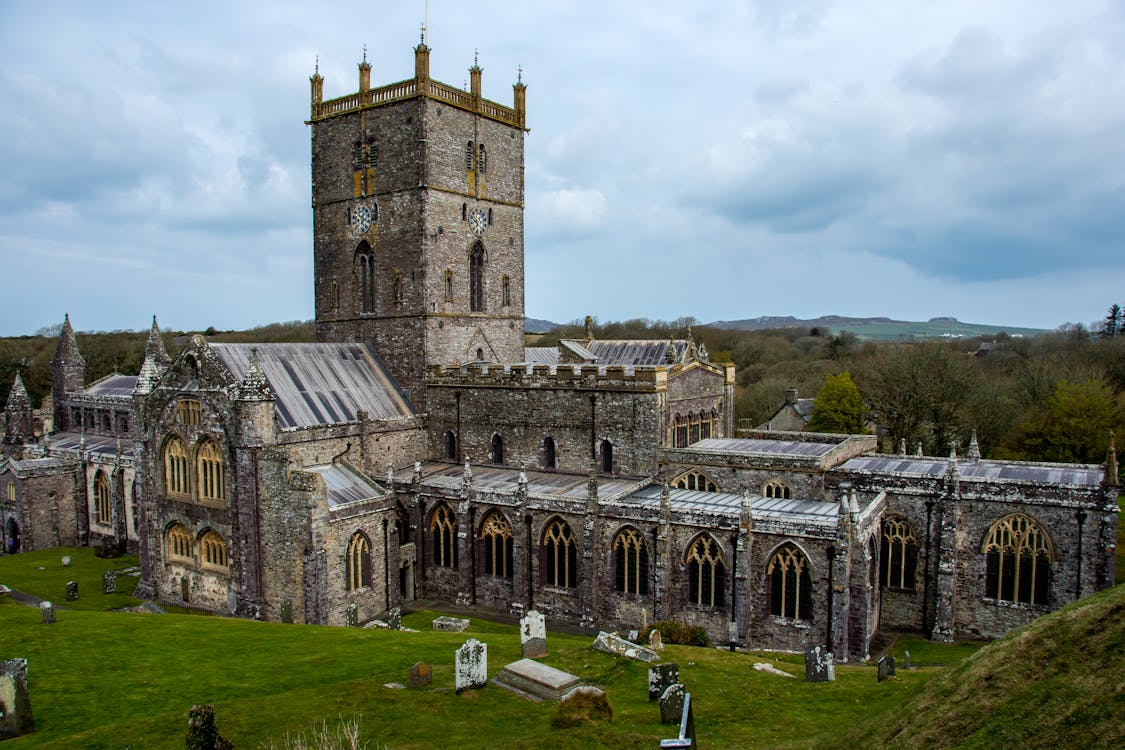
top-left (177, 399), bottom-right (201, 426)
top-left (94, 470), bottom-right (111, 526)
top-left (196, 439), bottom-right (225, 503)
top-left (541, 436), bottom-right (557, 470)
top-left (768, 543), bottom-right (811, 620)
top-left (200, 530), bottom-right (229, 571)
top-left (166, 524), bottom-right (193, 562)
top-left (614, 526), bottom-right (649, 596)
top-left (686, 535), bottom-right (725, 608)
top-left (880, 516), bottom-right (918, 590)
top-left (163, 435), bottom-right (190, 496)
top-left (542, 518), bottom-right (577, 589)
top-left (490, 433), bottom-right (505, 465)
top-left (502, 274), bottom-right (511, 307)
top-left (671, 470), bottom-right (719, 492)
top-left (469, 243), bottom-right (485, 312)
top-left (480, 512), bottom-right (514, 579)
top-left (764, 480), bottom-right (792, 499)
top-left (430, 503), bottom-right (458, 569)
top-left (346, 531), bottom-right (372, 591)
top-left (983, 514), bottom-right (1053, 605)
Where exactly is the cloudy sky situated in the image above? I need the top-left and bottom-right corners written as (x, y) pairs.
top-left (2, 1), bottom-right (1123, 335)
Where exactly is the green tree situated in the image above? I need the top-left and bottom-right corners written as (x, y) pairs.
top-left (1007, 379), bottom-right (1123, 463)
top-left (808, 371), bottom-right (867, 434)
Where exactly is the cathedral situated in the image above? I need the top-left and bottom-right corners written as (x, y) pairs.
top-left (1, 42), bottom-right (1119, 662)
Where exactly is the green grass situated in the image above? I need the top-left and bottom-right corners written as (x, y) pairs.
top-left (1117, 495), bottom-right (1124, 585)
top-left (0, 546), bottom-right (141, 610)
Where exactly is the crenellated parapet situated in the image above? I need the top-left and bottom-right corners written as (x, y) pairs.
top-left (426, 363), bottom-right (669, 392)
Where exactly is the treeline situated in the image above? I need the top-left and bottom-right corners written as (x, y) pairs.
top-left (548, 317), bottom-right (1125, 464)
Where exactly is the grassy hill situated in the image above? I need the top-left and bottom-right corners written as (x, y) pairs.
top-left (708, 315), bottom-right (1048, 341)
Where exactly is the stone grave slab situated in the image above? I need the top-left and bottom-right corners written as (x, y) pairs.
top-left (592, 631), bottom-right (659, 662)
top-left (520, 609), bottom-right (547, 658)
top-left (433, 615), bottom-right (470, 632)
top-left (493, 658), bottom-right (580, 702)
top-left (455, 638), bottom-right (487, 693)
top-left (648, 663), bottom-right (680, 701)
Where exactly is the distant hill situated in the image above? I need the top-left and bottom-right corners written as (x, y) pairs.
top-left (834, 581), bottom-right (1125, 749)
top-left (708, 315), bottom-right (1048, 341)
top-left (524, 317), bottom-right (559, 334)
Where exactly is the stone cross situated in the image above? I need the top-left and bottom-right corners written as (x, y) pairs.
top-left (520, 609), bottom-right (547, 658)
top-left (804, 646), bottom-right (835, 682)
top-left (0, 659), bottom-right (33, 740)
top-left (345, 603), bottom-right (358, 628)
top-left (648, 662), bottom-right (679, 701)
top-left (39, 602), bottom-right (55, 624)
top-left (454, 638), bottom-right (488, 693)
top-left (65, 581), bottom-right (78, 602)
top-left (659, 683), bottom-right (686, 725)
top-left (102, 570), bottom-right (118, 595)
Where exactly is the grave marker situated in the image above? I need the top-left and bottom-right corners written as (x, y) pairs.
top-left (65, 580), bottom-right (78, 602)
top-left (659, 683), bottom-right (686, 725)
top-left (455, 638), bottom-right (488, 693)
top-left (408, 662), bottom-right (432, 688)
top-left (520, 609), bottom-right (547, 658)
top-left (345, 603), bottom-right (358, 628)
top-left (648, 663), bottom-right (680, 701)
top-left (102, 570), bottom-right (117, 595)
top-left (805, 646), bottom-right (836, 682)
top-left (877, 655), bottom-right (896, 682)
top-left (39, 602), bottom-right (55, 624)
top-left (0, 659), bottom-right (33, 740)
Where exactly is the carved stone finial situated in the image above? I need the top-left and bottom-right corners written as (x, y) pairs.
top-left (386, 464), bottom-right (394, 484)
top-left (949, 441), bottom-right (957, 461)
top-left (915, 442), bottom-right (923, 457)
top-left (967, 430), bottom-right (981, 461)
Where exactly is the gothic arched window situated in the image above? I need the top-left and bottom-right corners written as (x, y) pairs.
top-left (94, 470), bottom-right (112, 526)
top-left (346, 531), bottom-right (372, 591)
top-left (686, 535), bottom-right (725, 608)
top-left (614, 526), bottom-right (649, 596)
top-left (166, 523), bottom-right (193, 562)
top-left (480, 512), bottom-right (514, 579)
top-left (541, 436), bottom-right (557, 470)
top-left (880, 516), bottom-right (918, 590)
top-left (768, 543), bottom-right (811, 620)
top-left (490, 433), bottom-right (505, 465)
top-left (444, 430), bottom-right (458, 460)
top-left (764, 480), bottom-right (791, 499)
top-left (430, 503), bottom-right (458, 569)
top-left (196, 439), bottom-right (225, 503)
top-left (163, 435), bottom-right (190, 496)
top-left (671, 470), bottom-right (719, 492)
top-left (469, 243), bottom-right (485, 312)
top-left (542, 518), bottom-right (577, 589)
top-left (200, 530), bottom-right (229, 571)
top-left (983, 514), bottom-right (1053, 605)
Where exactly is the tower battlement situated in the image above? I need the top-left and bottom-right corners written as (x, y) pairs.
top-left (426, 363), bottom-right (669, 391)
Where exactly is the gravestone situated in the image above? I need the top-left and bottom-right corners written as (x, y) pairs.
top-left (0, 583), bottom-right (12, 597)
top-left (877, 655), bottom-right (896, 682)
top-left (659, 683), bottom-right (686, 725)
top-left (648, 662), bottom-right (680, 701)
top-left (279, 599), bottom-right (293, 624)
top-left (432, 615), bottom-right (470, 632)
top-left (408, 662), bottom-right (432, 688)
top-left (592, 631), bottom-right (659, 662)
top-left (65, 580), bottom-right (78, 601)
top-left (649, 629), bottom-right (664, 652)
top-left (39, 601), bottom-right (55, 624)
top-left (804, 646), bottom-right (836, 682)
top-left (494, 658), bottom-right (580, 701)
top-left (0, 659), bottom-right (33, 740)
top-left (102, 570), bottom-right (117, 594)
top-left (520, 609), bottom-right (547, 658)
top-left (185, 704), bottom-right (232, 750)
top-left (386, 607), bottom-right (402, 630)
top-left (903, 651), bottom-right (911, 670)
top-left (345, 603), bottom-right (358, 628)
top-left (627, 629), bottom-right (639, 642)
top-left (455, 638), bottom-right (488, 693)
top-left (61, 556), bottom-right (71, 567)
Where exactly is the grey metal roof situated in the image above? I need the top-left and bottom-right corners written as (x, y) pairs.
top-left (211, 343), bottom-right (414, 429)
top-left (82, 374), bottom-right (138, 399)
top-left (619, 485), bottom-right (840, 525)
top-left (523, 347), bottom-right (559, 365)
top-left (586, 340), bottom-right (688, 366)
top-left (398, 462), bottom-right (645, 502)
top-left (48, 431), bottom-right (133, 459)
top-left (840, 456), bottom-right (1104, 487)
top-left (558, 340), bottom-right (598, 361)
top-left (303, 463), bottom-right (387, 508)
top-left (687, 437), bottom-right (840, 458)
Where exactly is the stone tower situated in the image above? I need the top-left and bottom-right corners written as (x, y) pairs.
top-left (51, 314), bottom-right (85, 431)
top-left (308, 44), bottom-right (528, 410)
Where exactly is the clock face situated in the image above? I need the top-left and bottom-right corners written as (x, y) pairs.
top-left (468, 208), bottom-right (487, 237)
top-left (349, 204), bottom-right (373, 238)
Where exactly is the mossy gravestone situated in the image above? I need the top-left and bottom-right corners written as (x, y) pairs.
top-left (648, 663), bottom-right (679, 701)
top-left (345, 603), bottom-right (358, 628)
top-left (455, 638), bottom-right (487, 693)
top-left (185, 704), bottom-right (232, 750)
top-left (39, 602), bottom-right (55, 625)
top-left (65, 581), bottom-right (78, 602)
top-left (102, 570), bottom-right (117, 594)
top-left (520, 609), bottom-right (547, 658)
top-left (0, 659), bottom-right (33, 740)
top-left (659, 683), bottom-right (686, 725)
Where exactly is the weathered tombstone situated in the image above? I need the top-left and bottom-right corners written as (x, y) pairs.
top-left (877, 655), bottom-right (896, 682)
top-left (0, 583), bottom-right (11, 597)
top-left (0, 659), bottom-right (33, 740)
top-left (592, 631), bottom-right (659, 662)
top-left (408, 662), bottom-right (432, 688)
top-left (60, 556), bottom-right (71, 567)
top-left (627, 629), bottom-right (639, 642)
top-left (659, 683), bottom-right (686, 725)
top-left (386, 606), bottom-right (402, 631)
top-left (659, 691), bottom-right (696, 749)
top-left (648, 662), bottom-right (680, 701)
top-left (432, 615), bottom-right (470, 632)
top-left (39, 601), bottom-right (55, 624)
top-left (185, 704), bottom-right (232, 750)
top-left (102, 570), bottom-right (118, 594)
top-left (65, 580), bottom-right (78, 602)
top-left (279, 599), bottom-right (293, 624)
top-left (903, 651), bottom-right (911, 670)
top-left (805, 646), bottom-right (836, 682)
top-left (649, 629), bottom-right (664, 652)
top-left (454, 638), bottom-right (488, 693)
top-left (520, 609), bottom-right (547, 658)
top-left (345, 603), bottom-right (358, 628)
